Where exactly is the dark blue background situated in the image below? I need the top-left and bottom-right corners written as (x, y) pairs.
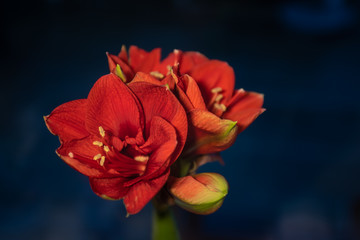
top-left (1, 0), bottom-right (360, 239)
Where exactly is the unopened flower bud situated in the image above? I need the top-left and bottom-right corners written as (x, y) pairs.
top-left (167, 172), bottom-right (228, 215)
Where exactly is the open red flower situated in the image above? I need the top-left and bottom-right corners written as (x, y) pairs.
top-left (107, 46), bottom-right (264, 156)
top-left (159, 50), bottom-right (265, 134)
top-left (44, 73), bottom-right (187, 215)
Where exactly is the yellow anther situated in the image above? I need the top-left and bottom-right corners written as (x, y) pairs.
top-left (103, 145), bottom-right (110, 152)
top-left (150, 71), bottom-right (164, 79)
top-left (68, 152), bottom-right (74, 158)
top-left (100, 156), bottom-right (106, 166)
top-left (215, 94), bottom-right (223, 102)
top-left (93, 153), bottom-right (102, 161)
top-left (93, 141), bottom-right (103, 147)
top-left (115, 64), bottom-right (127, 83)
top-left (99, 126), bottom-right (105, 138)
top-left (220, 103), bottom-right (227, 111)
top-left (211, 87), bottom-right (223, 93)
top-left (166, 65), bottom-right (171, 75)
top-left (214, 103), bottom-right (227, 112)
top-left (134, 155), bottom-right (149, 162)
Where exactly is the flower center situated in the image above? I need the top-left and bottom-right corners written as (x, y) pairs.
top-left (88, 126), bottom-right (149, 176)
top-left (91, 126), bottom-right (111, 167)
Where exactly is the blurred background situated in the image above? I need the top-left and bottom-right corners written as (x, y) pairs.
top-left (1, 0), bottom-right (360, 239)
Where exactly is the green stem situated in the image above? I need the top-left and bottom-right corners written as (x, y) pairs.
top-left (152, 202), bottom-right (179, 240)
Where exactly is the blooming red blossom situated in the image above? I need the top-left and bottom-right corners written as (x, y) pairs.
top-left (174, 51), bottom-right (265, 134)
top-left (107, 46), bottom-right (264, 156)
top-left (44, 73), bottom-right (187, 215)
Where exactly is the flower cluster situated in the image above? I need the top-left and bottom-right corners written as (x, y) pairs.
top-left (44, 45), bottom-right (264, 215)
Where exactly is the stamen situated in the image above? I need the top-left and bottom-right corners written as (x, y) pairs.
top-left (68, 152), bottom-right (74, 158)
top-left (138, 165), bottom-right (146, 175)
top-left (103, 145), bottom-right (110, 152)
top-left (100, 156), bottom-right (106, 166)
top-left (220, 103), bottom-right (227, 111)
top-left (99, 126), bottom-right (105, 138)
top-left (93, 154), bottom-right (102, 160)
top-left (215, 94), bottom-right (223, 102)
top-left (150, 71), bottom-right (164, 79)
top-left (211, 87), bottom-right (223, 93)
top-left (93, 141), bottom-right (103, 147)
top-left (134, 155), bottom-right (149, 162)
top-left (214, 103), bottom-right (227, 112)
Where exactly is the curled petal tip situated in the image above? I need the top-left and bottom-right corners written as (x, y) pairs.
top-left (43, 115), bottom-right (55, 135)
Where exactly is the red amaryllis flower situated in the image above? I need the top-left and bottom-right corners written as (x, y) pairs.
top-left (44, 73), bottom-right (187, 215)
top-left (107, 46), bottom-right (264, 156)
top-left (161, 50), bottom-right (265, 135)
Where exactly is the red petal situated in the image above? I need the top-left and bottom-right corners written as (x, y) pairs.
top-left (223, 90), bottom-right (265, 133)
top-left (123, 116), bottom-right (177, 187)
top-left (44, 99), bottom-right (88, 142)
top-left (129, 46), bottom-right (161, 73)
top-left (118, 45), bottom-right (128, 62)
top-left (160, 71), bottom-right (177, 90)
top-left (123, 170), bottom-right (170, 215)
top-left (56, 135), bottom-right (118, 178)
top-left (185, 109), bottom-right (238, 155)
top-left (227, 89), bottom-right (264, 110)
top-left (224, 108), bottom-right (265, 133)
top-left (177, 74), bottom-right (207, 110)
top-left (128, 82), bottom-right (187, 161)
top-left (131, 72), bottom-right (162, 85)
top-left (179, 51), bottom-right (208, 74)
top-left (189, 60), bottom-right (235, 105)
top-left (86, 74), bottom-right (144, 139)
top-left (176, 87), bottom-right (196, 112)
top-left (106, 53), bottom-right (134, 80)
top-left (89, 177), bottom-right (128, 200)
top-left (140, 116), bottom-right (178, 176)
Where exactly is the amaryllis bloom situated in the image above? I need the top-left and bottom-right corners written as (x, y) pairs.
top-left (107, 46), bottom-right (264, 157)
top-left (175, 51), bottom-right (265, 135)
top-left (44, 73), bottom-right (187, 215)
